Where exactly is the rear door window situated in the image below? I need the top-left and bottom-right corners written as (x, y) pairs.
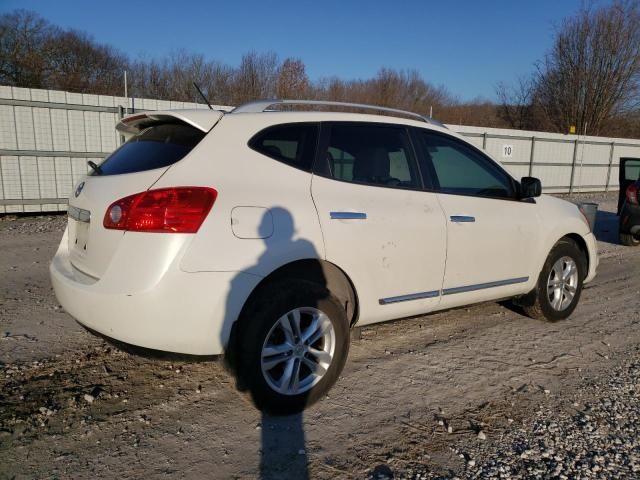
top-left (249, 123), bottom-right (319, 171)
top-left (321, 123), bottom-right (421, 190)
top-left (94, 122), bottom-right (205, 176)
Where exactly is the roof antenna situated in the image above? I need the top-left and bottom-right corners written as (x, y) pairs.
top-left (193, 82), bottom-right (213, 110)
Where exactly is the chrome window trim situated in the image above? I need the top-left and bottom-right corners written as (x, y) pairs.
top-left (68, 205), bottom-right (91, 223)
top-left (379, 290), bottom-right (440, 305)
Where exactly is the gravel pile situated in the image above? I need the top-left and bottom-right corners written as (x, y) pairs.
top-left (0, 214), bottom-right (67, 235)
top-left (369, 346), bottom-right (640, 480)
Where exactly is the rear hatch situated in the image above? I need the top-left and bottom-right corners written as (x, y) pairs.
top-left (67, 110), bottom-right (223, 279)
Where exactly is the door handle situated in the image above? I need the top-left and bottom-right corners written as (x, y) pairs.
top-left (450, 215), bottom-right (475, 223)
top-left (330, 212), bottom-right (367, 220)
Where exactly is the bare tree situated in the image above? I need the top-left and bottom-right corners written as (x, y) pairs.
top-left (534, 0), bottom-right (640, 135)
top-left (496, 77), bottom-right (539, 130)
top-left (232, 51), bottom-right (278, 104)
top-left (47, 29), bottom-right (127, 95)
top-left (276, 58), bottom-right (309, 99)
top-left (0, 10), bottom-right (55, 87)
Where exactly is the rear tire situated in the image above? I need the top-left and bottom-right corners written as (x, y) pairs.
top-left (519, 238), bottom-right (586, 322)
top-left (235, 280), bottom-right (349, 414)
top-left (620, 232), bottom-right (640, 246)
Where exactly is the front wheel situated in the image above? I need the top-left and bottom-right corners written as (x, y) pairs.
top-left (519, 238), bottom-right (586, 321)
top-left (235, 280), bottom-right (350, 414)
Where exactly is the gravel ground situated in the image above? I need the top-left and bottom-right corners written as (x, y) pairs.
top-left (377, 345), bottom-right (640, 479)
top-left (1, 192), bottom-right (639, 479)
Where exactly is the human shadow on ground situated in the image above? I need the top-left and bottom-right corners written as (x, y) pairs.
top-left (224, 207), bottom-right (327, 479)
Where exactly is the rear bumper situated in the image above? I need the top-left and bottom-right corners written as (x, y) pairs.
top-left (584, 232), bottom-right (598, 284)
top-left (50, 229), bottom-right (260, 355)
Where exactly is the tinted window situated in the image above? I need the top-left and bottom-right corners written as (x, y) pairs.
top-left (623, 159), bottom-right (640, 181)
top-left (417, 131), bottom-right (514, 199)
top-left (94, 123), bottom-right (205, 176)
top-left (249, 123), bottom-right (319, 171)
top-left (325, 124), bottom-right (420, 189)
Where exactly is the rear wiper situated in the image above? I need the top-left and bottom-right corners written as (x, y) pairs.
top-left (87, 160), bottom-right (103, 175)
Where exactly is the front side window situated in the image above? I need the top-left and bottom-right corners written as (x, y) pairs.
top-left (416, 131), bottom-right (514, 199)
top-left (324, 124), bottom-right (420, 189)
top-left (249, 123), bottom-right (319, 171)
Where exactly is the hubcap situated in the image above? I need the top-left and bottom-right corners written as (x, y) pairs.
top-left (547, 256), bottom-right (579, 311)
top-left (261, 307), bottom-right (335, 396)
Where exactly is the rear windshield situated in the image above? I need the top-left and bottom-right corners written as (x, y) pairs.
top-left (93, 122), bottom-right (205, 176)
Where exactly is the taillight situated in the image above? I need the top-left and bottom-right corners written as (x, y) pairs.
top-left (103, 187), bottom-right (217, 233)
top-left (626, 183), bottom-right (639, 205)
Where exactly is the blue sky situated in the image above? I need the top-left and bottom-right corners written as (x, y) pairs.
top-left (1, 0), bottom-right (611, 101)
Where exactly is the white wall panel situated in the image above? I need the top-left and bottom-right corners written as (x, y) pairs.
top-left (55, 157), bottom-right (73, 198)
top-left (14, 107), bottom-right (36, 150)
top-left (66, 92), bottom-right (83, 104)
top-left (33, 108), bottom-right (53, 150)
top-left (12, 87), bottom-right (30, 101)
top-left (485, 137), bottom-right (531, 165)
top-left (533, 140), bottom-right (575, 165)
top-left (67, 111), bottom-right (86, 151)
top-left (84, 111), bottom-right (102, 152)
top-left (0, 105), bottom-right (18, 149)
top-left (38, 157), bottom-right (57, 199)
top-left (581, 143), bottom-right (611, 165)
top-left (48, 90), bottom-right (67, 104)
top-left (50, 109), bottom-right (70, 151)
top-left (100, 112), bottom-right (117, 152)
top-left (20, 156), bottom-right (39, 199)
top-left (1, 156), bottom-right (22, 199)
top-left (30, 89), bottom-right (49, 102)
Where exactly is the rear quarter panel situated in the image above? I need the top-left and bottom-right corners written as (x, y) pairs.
top-left (151, 114), bottom-right (326, 276)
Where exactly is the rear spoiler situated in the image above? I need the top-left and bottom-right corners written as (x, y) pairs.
top-left (116, 110), bottom-right (225, 138)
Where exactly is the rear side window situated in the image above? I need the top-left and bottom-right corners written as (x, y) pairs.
top-left (94, 123), bottom-right (205, 176)
top-left (249, 123), bottom-right (319, 171)
top-left (324, 124), bottom-right (420, 189)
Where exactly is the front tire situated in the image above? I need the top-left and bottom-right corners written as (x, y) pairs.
top-left (235, 280), bottom-right (350, 414)
top-left (520, 238), bottom-right (586, 321)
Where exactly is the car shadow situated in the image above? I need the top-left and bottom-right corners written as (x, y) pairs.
top-left (593, 209), bottom-right (620, 245)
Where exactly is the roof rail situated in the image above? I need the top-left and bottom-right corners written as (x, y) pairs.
top-left (232, 99), bottom-right (446, 128)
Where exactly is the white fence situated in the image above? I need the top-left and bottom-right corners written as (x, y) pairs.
top-left (0, 85), bottom-right (639, 213)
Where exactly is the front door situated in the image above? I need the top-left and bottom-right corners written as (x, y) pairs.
top-left (413, 129), bottom-right (539, 309)
top-left (311, 122), bottom-right (447, 325)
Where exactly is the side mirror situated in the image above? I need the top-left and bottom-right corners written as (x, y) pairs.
top-left (520, 177), bottom-right (542, 199)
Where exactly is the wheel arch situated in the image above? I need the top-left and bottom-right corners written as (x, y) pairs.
top-left (237, 258), bottom-right (359, 328)
top-left (560, 233), bottom-right (590, 278)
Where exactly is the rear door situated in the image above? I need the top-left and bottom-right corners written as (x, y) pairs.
top-left (311, 122), bottom-right (447, 325)
top-left (618, 158), bottom-right (640, 214)
top-left (67, 117), bottom-right (214, 279)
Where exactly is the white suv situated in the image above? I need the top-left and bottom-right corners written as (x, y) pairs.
top-left (50, 100), bottom-right (598, 412)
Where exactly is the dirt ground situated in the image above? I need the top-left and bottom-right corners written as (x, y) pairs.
top-left (1, 192), bottom-right (639, 479)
